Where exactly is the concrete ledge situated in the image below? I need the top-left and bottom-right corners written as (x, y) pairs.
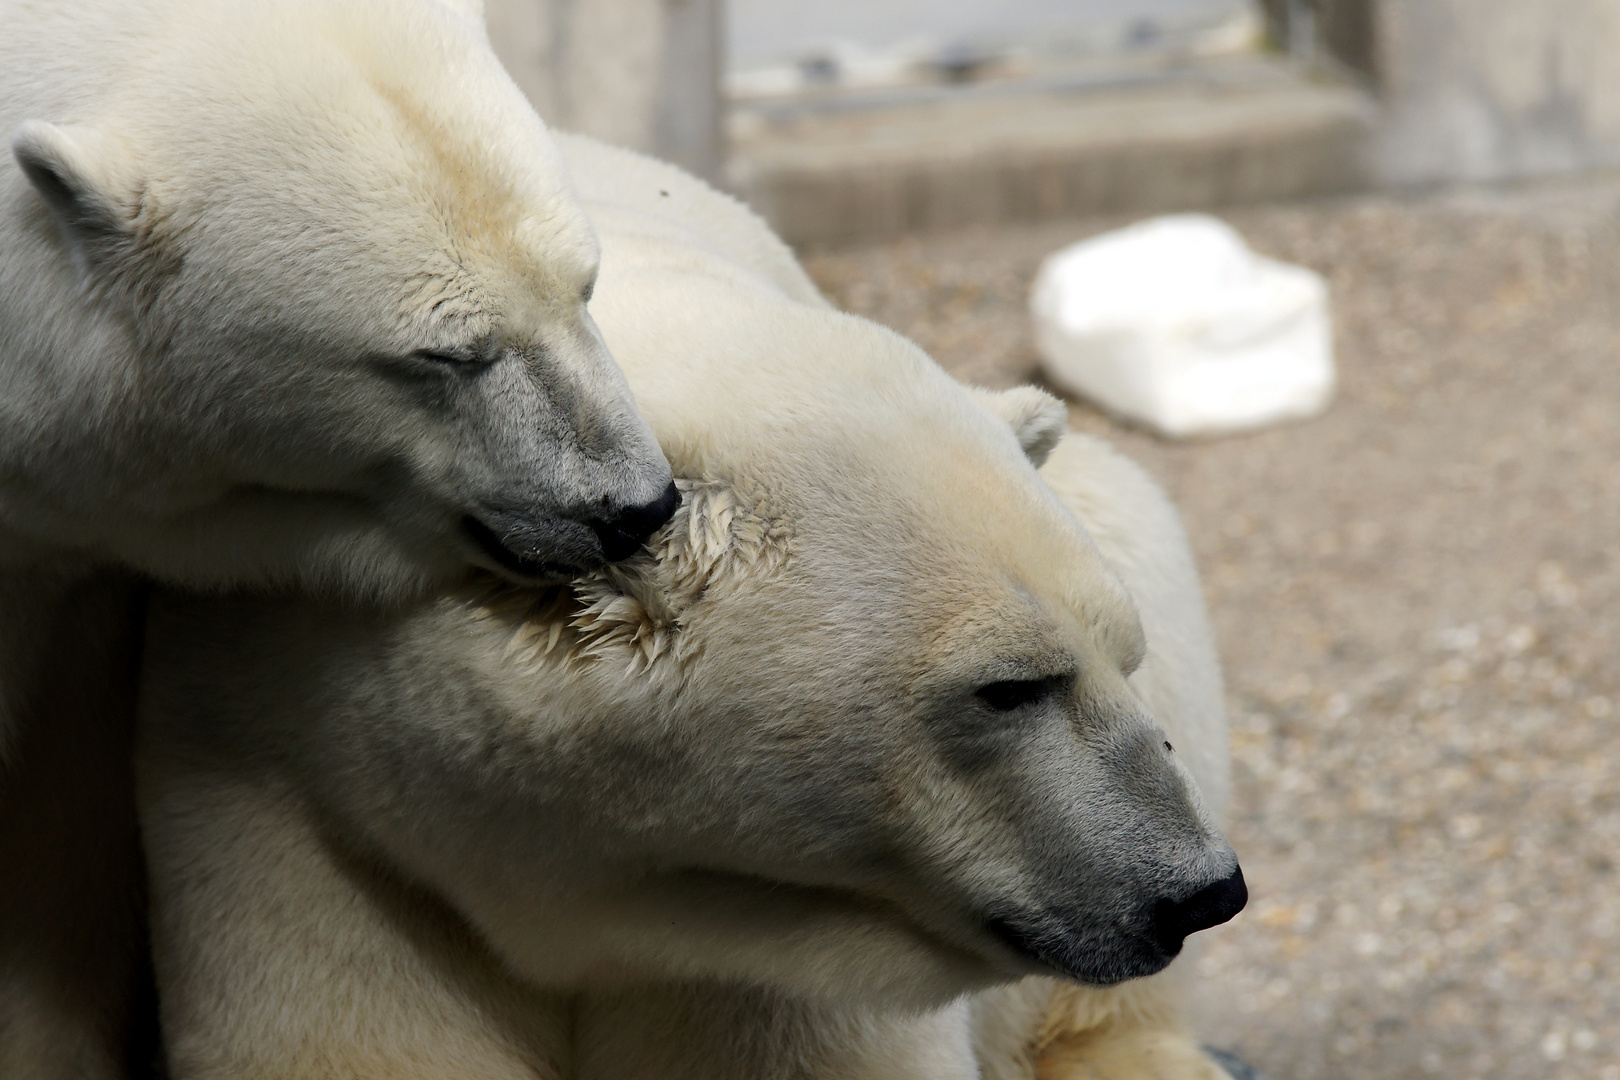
top-left (728, 62), bottom-right (1376, 247)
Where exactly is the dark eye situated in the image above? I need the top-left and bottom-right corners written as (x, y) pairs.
top-left (975, 678), bottom-right (1056, 712)
top-left (414, 346), bottom-right (489, 366)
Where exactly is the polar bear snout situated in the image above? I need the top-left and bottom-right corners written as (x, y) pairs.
top-left (461, 482), bottom-right (677, 579)
top-left (462, 477), bottom-right (679, 578)
top-left (588, 480), bottom-right (682, 562)
top-left (982, 856), bottom-right (1245, 986)
top-left (950, 710), bottom-right (1247, 988)
top-left (442, 326), bottom-right (679, 581)
top-left (1148, 862), bottom-right (1247, 956)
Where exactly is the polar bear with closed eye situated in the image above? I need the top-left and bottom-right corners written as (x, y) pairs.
top-left (135, 135), bottom-right (1245, 1080)
top-left (1, 2), bottom-right (677, 1075)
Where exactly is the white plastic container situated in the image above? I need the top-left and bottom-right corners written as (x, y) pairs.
top-left (1031, 214), bottom-right (1335, 438)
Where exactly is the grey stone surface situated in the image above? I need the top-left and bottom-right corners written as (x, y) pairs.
top-left (1263, 0), bottom-right (1620, 187)
top-left (1369, 0), bottom-right (1620, 185)
top-left (725, 0), bottom-right (1250, 70)
top-left (477, 0), bottom-right (1620, 231)
top-left (484, 0), bottom-right (722, 180)
top-left (728, 59), bottom-right (1375, 247)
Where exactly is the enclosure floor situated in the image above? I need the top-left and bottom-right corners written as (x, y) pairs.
top-left (804, 175), bottom-right (1620, 1080)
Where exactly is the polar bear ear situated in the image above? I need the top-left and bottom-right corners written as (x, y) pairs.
top-left (973, 386), bottom-right (1069, 467)
top-left (11, 121), bottom-right (143, 259)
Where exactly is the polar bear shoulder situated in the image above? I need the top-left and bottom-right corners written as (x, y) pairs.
top-left (556, 133), bottom-right (827, 308)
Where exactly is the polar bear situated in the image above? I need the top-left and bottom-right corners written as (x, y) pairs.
top-left (2, 3), bottom-right (676, 1075)
top-left (1, 0), bottom-right (676, 597)
top-left (135, 135), bottom-right (1245, 1080)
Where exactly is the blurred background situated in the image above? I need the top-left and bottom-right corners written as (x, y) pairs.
top-left (481, 0), bottom-right (1620, 240)
top-left (484, 3), bottom-right (1620, 1078)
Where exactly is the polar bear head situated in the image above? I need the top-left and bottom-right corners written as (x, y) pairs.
top-left (2, 0), bottom-right (672, 594)
top-left (292, 278), bottom-right (1245, 1009)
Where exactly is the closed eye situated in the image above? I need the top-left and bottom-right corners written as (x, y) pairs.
top-left (414, 345), bottom-right (492, 366)
top-left (975, 677), bottom-right (1062, 712)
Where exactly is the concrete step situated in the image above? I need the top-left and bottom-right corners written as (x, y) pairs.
top-left (726, 58), bottom-right (1376, 247)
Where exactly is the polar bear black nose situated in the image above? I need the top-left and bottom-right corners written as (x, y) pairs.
top-left (589, 481), bottom-right (682, 562)
top-left (1148, 864), bottom-right (1247, 956)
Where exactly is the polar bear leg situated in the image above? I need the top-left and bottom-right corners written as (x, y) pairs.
top-left (974, 972), bottom-right (1227, 1080)
top-left (972, 971), bottom-right (1229, 1080)
top-left (138, 748), bottom-right (567, 1080)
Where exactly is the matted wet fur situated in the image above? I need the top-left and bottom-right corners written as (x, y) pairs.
top-left (468, 477), bottom-right (792, 678)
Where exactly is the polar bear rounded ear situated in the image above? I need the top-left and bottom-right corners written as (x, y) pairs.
top-left (972, 385), bottom-right (1069, 467)
top-left (11, 121), bottom-right (140, 253)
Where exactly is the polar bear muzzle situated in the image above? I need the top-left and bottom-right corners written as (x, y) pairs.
top-left (589, 480), bottom-right (685, 562)
top-left (463, 480), bottom-right (681, 578)
top-left (985, 861), bottom-right (1247, 986)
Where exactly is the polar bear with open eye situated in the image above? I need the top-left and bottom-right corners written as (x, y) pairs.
top-left (135, 135), bottom-right (1245, 1080)
top-left (2, 2), bottom-right (677, 1075)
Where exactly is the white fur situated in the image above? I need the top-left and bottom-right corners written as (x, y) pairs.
top-left (1, 0), bottom-right (673, 596)
top-left (136, 137), bottom-right (1239, 1080)
top-left (0, 4), bottom-right (676, 1075)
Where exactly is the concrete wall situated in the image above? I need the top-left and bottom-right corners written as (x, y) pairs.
top-left (1335, 0), bottom-right (1620, 185)
top-left (482, 0), bottom-right (722, 181)
top-left (1259, 0), bottom-right (1376, 79)
top-left (478, 0), bottom-right (1620, 201)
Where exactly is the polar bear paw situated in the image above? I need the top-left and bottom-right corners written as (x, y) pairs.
top-left (1035, 1026), bottom-right (1243, 1080)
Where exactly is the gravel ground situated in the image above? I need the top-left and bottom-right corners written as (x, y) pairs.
top-left (802, 177), bottom-right (1620, 1080)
